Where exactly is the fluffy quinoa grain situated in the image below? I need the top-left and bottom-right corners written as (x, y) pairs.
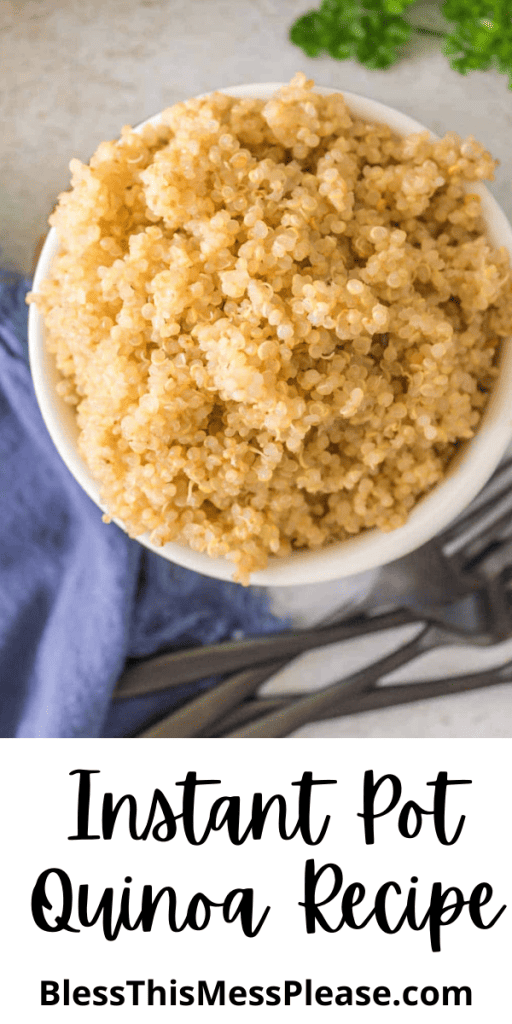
top-left (29, 74), bottom-right (512, 582)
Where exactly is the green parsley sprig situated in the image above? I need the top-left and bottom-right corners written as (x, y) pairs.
top-left (290, 1), bottom-right (512, 87)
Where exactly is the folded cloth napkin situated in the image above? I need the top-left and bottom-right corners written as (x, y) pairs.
top-left (0, 271), bottom-right (285, 738)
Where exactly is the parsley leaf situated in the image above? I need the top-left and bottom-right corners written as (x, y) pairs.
top-left (289, 1), bottom-right (512, 88)
top-left (442, 1), bottom-right (512, 86)
top-left (289, 0), bottom-right (415, 70)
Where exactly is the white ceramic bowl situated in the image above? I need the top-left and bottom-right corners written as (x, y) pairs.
top-left (28, 83), bottom-right (512, 585)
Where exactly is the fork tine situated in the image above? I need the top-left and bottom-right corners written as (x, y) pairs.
top-left (120, 457), bottom-right (512, 719)
top-left (478, 575), bottom-right (512, 641)
top-left (428, 457), bottom-right (512, 639)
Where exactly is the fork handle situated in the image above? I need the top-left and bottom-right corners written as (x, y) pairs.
top-left (135, 620), bottom-right (425, 738)
top-left (116, 606), bottom-right (417, 698)
top-left (136, 658), bottom-right (292, 738)
top-left (136, 618), bottom-right (428, 741)
top-left (223, 627), bottom-right (430, 738)
top-left (211, 660), bottom-right (512, 735)
top-left (216, 665), bottom-right (512, 736)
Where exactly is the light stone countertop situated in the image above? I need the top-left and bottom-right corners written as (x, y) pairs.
top-left (4, 0), bottom-right (512, 736)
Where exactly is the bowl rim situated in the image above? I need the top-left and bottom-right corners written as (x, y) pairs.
top-left (28, 82), bottom-right (512, 585)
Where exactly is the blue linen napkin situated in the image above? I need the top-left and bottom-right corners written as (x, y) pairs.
top-left (0, 271), bottom-right (285, 738)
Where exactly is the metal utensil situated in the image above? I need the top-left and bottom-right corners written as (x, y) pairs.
top-left (115, 607), bottom-right (418, 699)
top-left (208, 658), bottom-right (512, 736)
top-left (126, 457), bottom-right (512, 737)
top-left (208, 561), bottom-right (512, 739)
top-left (116, 457), bottom-right (512, 703)
top-left (132, 512), bottom-right (512, 737)
top-left (206, 613), bottom-right (504, 738)
top-left (203, 561), bottom-right (512, 738)
top-left (134, 601), bottom-right (500, 738)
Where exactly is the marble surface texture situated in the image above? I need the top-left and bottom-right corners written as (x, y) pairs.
top-left (4, 0), bottom-right (512, 736)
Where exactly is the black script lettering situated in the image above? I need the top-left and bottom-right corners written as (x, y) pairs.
top-left (301, 860), bottom-right (344, 933)
top-left (68, 770), bottom-right (101, 840)
top-left (31, 870), bottom-right (269, 940)
top-left (68, 770), bottom-right (334, 846)
top-left (358, 771), bottom-right (471, 845)
top-left (31, 869), bottom-right (79, 933)
top-left (222, 888), bottom-right (270, 936)
top-left (358, 772), bottom-right (402, 844)
top-left (468, 882), bottom-right (506, 931)
top-left (300, 861), bottom-right (505, 952)
top-left (426, 772), bottom-right (471, 845)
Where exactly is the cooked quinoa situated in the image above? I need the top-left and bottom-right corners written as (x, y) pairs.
top-left (29, 73), bottom-right (512, 583)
